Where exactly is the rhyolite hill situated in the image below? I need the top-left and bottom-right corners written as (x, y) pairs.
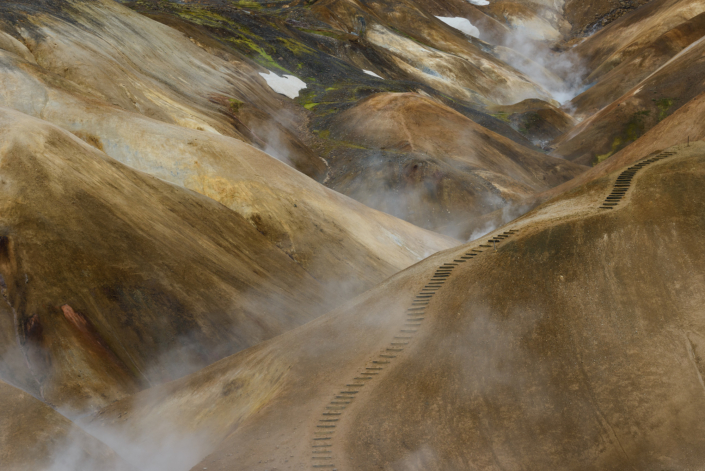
top-left (1, 0), bottom-right (705, 469)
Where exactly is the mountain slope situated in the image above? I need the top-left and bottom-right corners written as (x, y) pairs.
top-left (111, 0), bottom-right (587, 236)
top-left (555, 33), bottom-right (705, 164)
top-left (568, 11), bottom-right (705, 118)
top-left (564, 0), bottom-right (655, 37)
top-left (548, 0), bottom-right (705, 164)
top-left (6, 0), bottom-right (705, 469)
top-left (540, 94), bottom-right (705, 202)
top-left (88, 143), bottom-right (705, 470)
top-left (325, 92), bottom-right (587, 238)
top-left (0, 0), bottom-right (457, 304)
top-left (1, 0), bottom-right (326, 180)
top-left (0, 379), bottom-right (134, 471)
top-left (0, 107), bottom-right (352, 413)
top-left (572, 0), bottom-right (705, 83)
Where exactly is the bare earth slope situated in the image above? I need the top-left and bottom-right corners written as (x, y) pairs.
top-left (0, 108), bottom-right (350, 414)
top-left (488, 98), bottom-right (577, 146)
top-left (111, 0), bottom-right (589, 237)
top-left (568, 11), bottom-right (705, 119)
top-left (552, 0), bottom-right (705, 165)
top-left (572, 0), bottom-right (705, 84)
top-left (540, 95), bottom-right (705, 203)
top-left (88, 143), bottom-right (705, 470)
top-left (0, 0), bottom-right (457, 304)
top-left (0, 379), bottom-right (134, 471)
top-left (564, 0), bottom-right (655, 37)
top-left (326, 92), bottom-right (587, 238)
top-left (308, 0), bottom-right (556, 105)
top-left (0, 0), bottom-right (327, 180)
top-left (555, 33), bottom-right (705, 165)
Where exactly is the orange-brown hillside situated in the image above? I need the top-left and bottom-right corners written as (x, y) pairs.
top-left (87, 143), bottom-right (705, 471)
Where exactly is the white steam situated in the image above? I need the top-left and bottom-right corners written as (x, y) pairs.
top-left (467, 199), bottom-right (530, 242)
top-left (42, 425), bottom-right (135, 471)
top-left (454, 305), bottom-right (544, 396)
top-left (499, 22), bottom-right (587, 104)
top-left (260, 123), bottom-right (294, 167)
top-left (435, 17), bottom-right (480, 38)
top-left (392, 444), bottom-right (438, 469)
top-left (258, 71), bottom-right (307, 99)
top-left (468, 220), bottom-right (499, 242)
top-left (82, 418), bottom-right (212, 471)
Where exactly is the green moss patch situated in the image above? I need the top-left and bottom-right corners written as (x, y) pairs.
top-left (625, 110), bottom-right (650, 142)
top-left (594, 137), bottom-right (622, 166)
top-left (491, 112), bottom-right (511, 123)
top-left (655, 98), bottom-right (675, 121)
top-left (229, 98), bottom-right (244, 113)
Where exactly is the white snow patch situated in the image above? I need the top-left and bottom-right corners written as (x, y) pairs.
top-left (363, 69), bottom-right (384, 79)
top-left (258, 71), bottom-right (306, 99)
top-left (467, 0), bottom-right (489, 5)
top-left (435, 17), bottom-right (480, 38)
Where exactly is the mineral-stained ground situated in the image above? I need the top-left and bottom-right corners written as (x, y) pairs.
top-left (2, 0), bottom-right (705, 469)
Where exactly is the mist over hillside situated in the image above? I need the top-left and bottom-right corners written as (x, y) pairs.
top-left (1, 0), bottom-right (705, 469)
